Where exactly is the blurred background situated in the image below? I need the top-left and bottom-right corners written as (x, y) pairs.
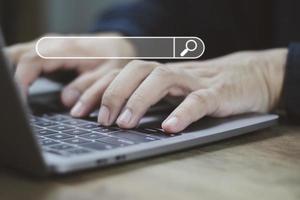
top-left (0, 0), bottom-right (136, 45)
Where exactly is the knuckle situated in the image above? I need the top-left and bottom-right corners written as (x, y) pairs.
top-left (125, 60), bottom-right (145, 70)
top-left (188, 91), bottom-right (208, 103)
top-left (66, 73), bottom-right (97, 93)
top-left (102, 88), bottom-right (123, 106)
top-left (129, 92), bottom-right (145, 106)
top-left (214, 79), bottom-right (234, 93)
top-left (80, 72), bottom-right (93, 79)
top-left (79, 88), bottom-right (95, 103)
top-left (127, 59), bottom-right (146, 66)
top-left (152, 65), bottom-right (174, 77)
top-left (125, 60), bottom-right (158, 71)
top-left (78, 94), bottom-right (90, 105)
top-left (19, 51), bottom-right (39, 62)
top-left (17, 52), bottom-right (41, 73)
top-left (187, 93), bottom-right (206, 118)
top-left (191, 90), bottom-right (219, 115)
top-left (77, 71), bottom-right (96, 82)
top-left (79, 92), bottom-right (99, 106)
top-left (108, 69), bottom-right (120, 77)
top-left (178, 103), bottom-right (194, 117)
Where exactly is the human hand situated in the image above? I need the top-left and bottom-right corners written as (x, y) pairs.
top-left (5, 32), bottom-right (135, 108)
top-left (87, 49), bottom-right (286, 133)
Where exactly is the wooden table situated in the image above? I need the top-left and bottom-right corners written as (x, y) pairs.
top-left (0, 123), bottom-right (299, 200)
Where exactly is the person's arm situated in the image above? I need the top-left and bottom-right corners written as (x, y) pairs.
top-left (92, 0), bottom-right (187, 36)
top-left (283, 43), bottom-right (300, 122)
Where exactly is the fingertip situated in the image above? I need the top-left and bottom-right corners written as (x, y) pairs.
top-left (162, 116), bottom-right (184, 133)
top-left (98, 105), bottom-right (111, 126)
top-left (70, 101), bottom-right (85, 117)
top-left (61, 87), bottom-right (80, 108)
top-left (116, 118), bottom-right (127, 129)
top-left (116, 122), bottom-right (133, 129)
top-left (116, 120), bottom-right (136, 129)
top-left (116, 108), bottom-right (136, 129)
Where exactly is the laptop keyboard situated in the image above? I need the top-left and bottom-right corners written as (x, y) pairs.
top-left (30, 114), bottom-right (179, 157)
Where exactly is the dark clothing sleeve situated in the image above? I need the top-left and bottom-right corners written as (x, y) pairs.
top-left (92, 0), bottom-right (187, 36)
top-left (284, 43), bottom-right (300, 121)
top-left (93, 0), bottom-right (282, 59)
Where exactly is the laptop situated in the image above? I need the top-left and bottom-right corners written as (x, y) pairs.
top-left (0, 31), bottom-right (278, 177)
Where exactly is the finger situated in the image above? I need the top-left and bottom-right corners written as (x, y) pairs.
top-left (98, 60), bottom-right (157, 126)
top-left (70, 70), bottom-right (119, 117)
top-left (15, 50), bottom-right (67, 94)
top-left (61, 61), bottom-right (120, 108)
top-left (14, 52), bottom-right (44, 94)
top-left (61, 70), bottom-right (103, 108)
top-left (5, 43), bottom-right (33, 64)
top-left (116, 66), bottom-right (195, 129)
top-left (162, 90), bottom-right (217, 133)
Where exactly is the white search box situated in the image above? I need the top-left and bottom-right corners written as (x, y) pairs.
top-left (35, 36), bottom-right (205, 59)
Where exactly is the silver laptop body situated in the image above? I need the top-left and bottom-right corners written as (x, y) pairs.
top-left (0, 30), bottom-right (278, 177)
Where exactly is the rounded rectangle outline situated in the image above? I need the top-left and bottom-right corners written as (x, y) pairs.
top-left (35, 36), bottom-right (205, 59)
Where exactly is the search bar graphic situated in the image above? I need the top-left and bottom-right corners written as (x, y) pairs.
top-left (36, 36), bottom-right (205, 59)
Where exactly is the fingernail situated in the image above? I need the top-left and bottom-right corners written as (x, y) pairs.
top-left (98, 105), bottom-right (110, 125)
top-left (117, 109), bottom-right (132, 126)
top-left (71, 101), bottom-right (84, 117)
top-left (62, 88), bottom-right (80, 106)
top-left (162, 117), bottom-right (179, 132)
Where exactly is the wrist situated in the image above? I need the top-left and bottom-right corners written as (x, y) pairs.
top-left (264, 48), bottom-right (288, 110)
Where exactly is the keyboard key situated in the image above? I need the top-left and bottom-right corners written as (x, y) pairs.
top-left (48, 125), bottom-right (75, 132)
top-left (98, 137), bottom-right (136, 147)
top-left (40, 139), bottom-right (59, 146)
top-left (108, 131), bottom-right (159, 143)
top-left (45, 115), bottom-right (71, 122)
top-left (138, 127), bottom-right (166, 134)
top-left (64, 129), bottom-right (91, 135)
top-left (37, 129), bottom-right (58, 136)
top-left (138, 128), bottom-right (177, 138)
top-left (29, 117), bottom-right (39, 123)
top-left (92, 127), bottom-right (119, 133)
top-left (67, 148), bottom-right (91, 155)
top-left (77, 123), bottom-right (100, 129)
top-left (80, 133), bottom-right (106, 140)
top-left (29, 116), bottom-right (44, 123)
top-left (139, 128), bottom-right (163, 134)
top-left (50, 144), bottom-right (75, 150)
top-left (35, 121), bottom-right (59, 127)
top-left (63, 138), bottom-right (91, 145)
top-left (36, 136), bottom-right (44, 140)
top-left (32, 126), bottom-right (44, 131)
top-left (46, 133), bottom-right (74, 140)
top-left (62, 120), bottom-right (86, 126)
top-left (79, 142), bottom-right (116, 151)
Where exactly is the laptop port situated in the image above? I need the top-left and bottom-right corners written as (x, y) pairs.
top-left (115, 155), bottom-right (126, 161)
top-left (96, 159), bottom-right (108, 166)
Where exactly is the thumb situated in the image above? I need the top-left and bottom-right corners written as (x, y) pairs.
top-left (162, 90), bottom-right (217, 133)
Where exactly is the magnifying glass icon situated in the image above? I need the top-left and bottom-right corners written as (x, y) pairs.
top-left (180, 39), bottom-right (198, 57)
